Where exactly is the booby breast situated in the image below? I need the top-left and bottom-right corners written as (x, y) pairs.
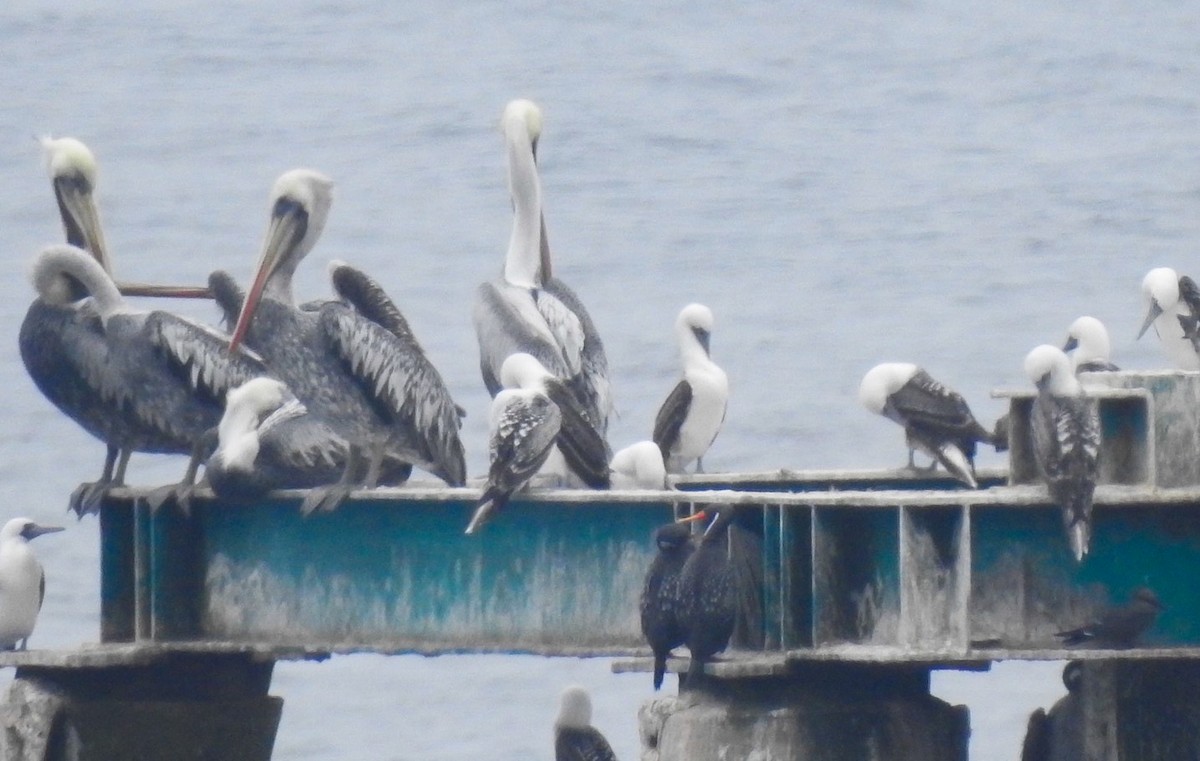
top-left (653, 303), bottom-right (729, 475)
top-left (0, 518), bottom-right (63, 650)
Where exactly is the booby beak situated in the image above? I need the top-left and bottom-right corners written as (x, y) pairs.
top-left (692, 327), bottom-right (712, 356)
top-left (229, 200), bottom-right (307, 353)
top-left (1137, 302), bottom-right (1163, 340)
top-left (21, 523), bottom-right (64, 541)
top-left (53, 174), bottom-right (111, 275)
top-left (1062, 336), bottom-right (1079, 353)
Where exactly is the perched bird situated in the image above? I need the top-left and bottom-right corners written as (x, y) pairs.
top-left (1063, 316), bottom-right (1119, 373)
top-left (1055, 587), bottom-right (1164, 648)
top-left (858, 362), bottom-right (1000, 488)
top-left (227, 170), bottom-right (466, 513)
top-left (652, 304), bottom-right (729, 474)
top-left (0, 518), bottom-right (64, 650)
top-left (640, 520), bottom-right (695, 690)
top-left (473, 99), bottom-right (612, 436)
top-left (677, 505), bottom-right (738, 680)
top-left (1138, 267), bottom-right (1200, 369)
top-left (610, 441), bottom-right (668, 490)
top-left (554, 685), bottom-right (618, 761)
top-left (1025, 345), bottom-right (1102, 563)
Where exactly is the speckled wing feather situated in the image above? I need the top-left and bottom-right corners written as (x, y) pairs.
top-left (473, 281), bottom-right (573, 397)
top-left (1030, 391), bottom-right (1100, 560)
top-left (147, 311), bottom-right (267, 402)
top-left (886, 370), bottom-right (987, 443)
top-left (555, 727), bottom-right (618, 761)
top-left (652, 380), bottom-right (692, 460)
top-left (489, 391), bottom-right (561, 493)
top-left (543, 276), bottom-right (611, 432)
top-left (544, 377), bottom-right (611, 488)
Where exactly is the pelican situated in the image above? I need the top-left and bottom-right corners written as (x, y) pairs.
top-left (653, 304), bottom-right (729, 474)
top-left (1063, 316), bottom-right (1119, 373)
top-left (28, 245), bottom-right (266, 513)
top-left (859, 362), bottom-right (1001, 488)
top-left (465, 353), bottom-right (609, 534)
top-left (228, 169), bottom-right (466, 514)
top-left (554, 685), bottom-right (618, 761)
top-left (0, 518), bottom-right (63, 651)
top-left (205, 377), bottom-right (413, 500)
top-left (610, 440), bottom-right (668, 489)
top-left (472, 99), bottom-right (612, 436)
top-left (1025, 345), bottom-right (1101, 562)
top-left (1138, 267), bottom-right (1200, 369)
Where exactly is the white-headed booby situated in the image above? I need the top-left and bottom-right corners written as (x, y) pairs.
top-left (1138, 267), bottom-right (1200, 369)
top-left (1024, 344), bottom-right (1101, 563)
top-left (1063, 316), bottom-right (1119, 374)
top-left (554, 685), bottom-right (618, 761)
top-left (0, 518), bottom-right (63, 650)
top-left (610, 440), bottom-right (669, 490)
top-left (652, 304), bottom-right (729, 474)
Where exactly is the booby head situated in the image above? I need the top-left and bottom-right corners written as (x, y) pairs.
top-left (499, 352), bottom-right (553, 391)
top-left (39, 135), bottom-right (110, 274)
top-left (555, 685), bottom-right (593, 730)
top-left (1063, 316), bottom-right (1112, 369)
top-left (0, 518), bottom-right (64, 544)
top-left (1138, 267), bottom-right (1179, 339)
top-left (676, 303), bottom-right (715, 358)
top-left (218, 377), bottom-right (303, 473)
top-left (501, 99), bottom-right (543, 158)
top-left (229, 169), bottom-right (334, 352)
top-left (857, 362), bottom-right (919, 415)
top-left (1024, 344), bottom-right (1079, 395)
top-left (610, 441), bottom-right (668, 489)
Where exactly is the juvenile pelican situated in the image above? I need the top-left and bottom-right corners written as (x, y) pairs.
top-left (554, 685), bottom-right (618, 761)
top-left (1138, 268), bottom-right (1200, 369)
top-left (473, 99), bottom-right (612, 436)
top-left (0, 518), bottom-right (64, 651)
top-left (653, 304), bottom-right (729, 474)
top-left (1025, 345), bottom-right (1101, 562)
top-left (610, 440), bottom-right (668, 490)
top-left (859, 362), bottom-right (1000, 488)
top-left (228, 170), bottom-right (467, 513)
top-left (1063, 316), bottom-right (1119, 373)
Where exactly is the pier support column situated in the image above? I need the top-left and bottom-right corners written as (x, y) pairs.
top-left (640, 664), bottom-right (968, 761)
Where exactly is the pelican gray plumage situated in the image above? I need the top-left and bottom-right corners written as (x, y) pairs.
top-left (27, 245), bottom-right (266, 513)
top-left (610, 440), bottom-right (668, 490)
top-left (554, 685), bottom-right (618, 761)
top-left (1138, 267), bottom-right (1200, 369)
top-left (653, 304), bottom-right (729, 474)
top-left (472, 99), bottom-right (612, 436)
top-left (228, 169), bottom-right (466, 514)
top-left (1025, 344), bottom-right (1101, 563)
top-left (0, 518), bottom-right (63, 651)
top-left (1063, 316), bottom-right (1119, 374)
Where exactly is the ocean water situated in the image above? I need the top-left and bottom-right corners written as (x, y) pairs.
top-left (0, 0), bottom-right (1197, 758)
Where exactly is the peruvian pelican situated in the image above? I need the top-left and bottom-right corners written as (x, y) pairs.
top-left (859, 362), bottom-right (1001, 489)
top-left (1063, 316), bottom-right (1119, 373)
top-left (1025, 344), bottom-right (1101, 563)
top-left (554, 686), bottom-right (618, 761)
top-left (1138, 268), bottom-right (1200, 369)
top-left (205, 377), bottom-right (413, 500)
top-left (653, 304), bottom-right (728, 474)
top-left (228, 169), bottom-right (466, 513)
top-left (610, 440), bottom-right (668, 490)
top-left (0, 518), bottom-right (63, 651)
top-left (28, 245), bottom-right (266, 513)
top-left (472, 99), bottom-right (612, 436)
top-left (465, 353), bottom-right (610, 535)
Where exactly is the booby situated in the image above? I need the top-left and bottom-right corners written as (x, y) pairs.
top-left (640, 520), bottom-right (695, 689)
top-left (27, 245), bottom-right (265, 513)
top-left (858, 362), bottom-right (1000, 488)
top-left (554, 685), bottom-right (618, 761)
top-left (677, 505), bottom-right (738, 681)
top-left (652, 304), bottom-right (729, 474)
top-left (1055, 587), bottom-right (1163, 648)
top-left (472, 99), bottom-right (612, 436)
top-left (227, 170), bottom-right (466, 513)
top-left (0, 518), bottom-right (63, 650)
top-left (1063, 316), bottom-right (1119, 373)
top-left (1138, 267), bottom-right (1200, 369)
top-left (465, 353), bottom-right (609, 534)
top-left (610, 441), bottom-right (668, 490)
top-left (1025, 345), bottom-right (1101, 563)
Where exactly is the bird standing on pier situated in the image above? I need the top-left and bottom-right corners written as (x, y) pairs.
top-left (1055, 587), bottom-right (1163, 648)
top-left (1138, 267), bottom-right (1200, 369)
top-left (0, 518), bottom-right (63, 651)
top-left (858, 363), bottom-right (1000, 488)
top-left (1063, 316), bottom-right (1119, 374)
top-left (652, 304), bottom-right (728, 474)
top-left (610, 441), bottom-right (668, 490)
top-left (227, 169), bottom-right (466, 513)
top-left (554, 685), bottom-right (618, 761)
top-left (1025, 345), bottom-right (1101, 563)
top-left (640, 520), bottom-right (695, 690)
top-left (678, 505), bottom-right (738, 681)
top-left (473, 99), bottom-right (612, 436)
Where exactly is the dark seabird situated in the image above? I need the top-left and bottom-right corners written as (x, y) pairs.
top-left (1055, 587), bottom-right (1164, 648)
top-left (473, 99), bottom-right (612, 436)
top-left (0, 518), bottom-right (64, 651)
top-left (1063, 316), bottom-right (1119, 373)
top-left (27, 245), bottom-right (265, 513)
top-left (652, 304), bottom-right (729, 475)
top-left (1019, 707), bottom-right (1050, 761)
top-left (554, 685), bottom-right (618, 761)
top-left (640, 520), bottom-right (695, 690)
top-left (610, 441), bottom-right (668, 490)
top-left (228, 169), bottom-right (466, 513)
top-left (677, 505), bottom-right (738, 681)
top-left (1138, 267), bottom-right (1200, 369)
top-left (858, 362), bottom-right (1001, 488)
top-left (1025, 345), bottom-right (1102, 563)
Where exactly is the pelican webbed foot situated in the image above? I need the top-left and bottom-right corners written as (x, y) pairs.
top-left (300, 483), bottom-right (355, 515)
top-left (69, 446), bottom-right (131, 518)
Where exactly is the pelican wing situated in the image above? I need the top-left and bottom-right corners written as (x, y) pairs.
top-left (329, 263), bottom-right (418, 343)
top-left (258, 401), bottom-right (347, 475)
top-left (146, 311), bottom-right (267, 402)
top-left (489, 391), bottom-right (561, 492)
top-left (652, 380), bottom-right (692, 459)
top-left (207, 270), bottom-right (245, 332)
top-left (544, 377), bottom-right (611, 488)
top-left (543, 276), bottom-right (612, 432)
top-left (532, 287), bottom-right (584, 377)
top-left (473, 281), bottom-right (573, 396)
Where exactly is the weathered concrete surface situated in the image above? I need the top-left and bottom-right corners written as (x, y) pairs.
top-left (0, 677), bottom-right (67, 761)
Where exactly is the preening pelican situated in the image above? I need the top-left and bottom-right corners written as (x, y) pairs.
top-left (1063, 316), bottom-right (1119, 373)
top-left (554, 686), bottom-right (618, 761)
top-left (653, 304), bottom-right (728, 474)
top-left (0, 518), bottom-right (63, 651)
top-left (228, 169), bottom-right (466, 513)
top-left (1025, 345), bottom-right (1101, 563)
top-left (1138, 268), bottom-right (1200, 369)
top-left (472, 99), bottom-right (612, 436)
